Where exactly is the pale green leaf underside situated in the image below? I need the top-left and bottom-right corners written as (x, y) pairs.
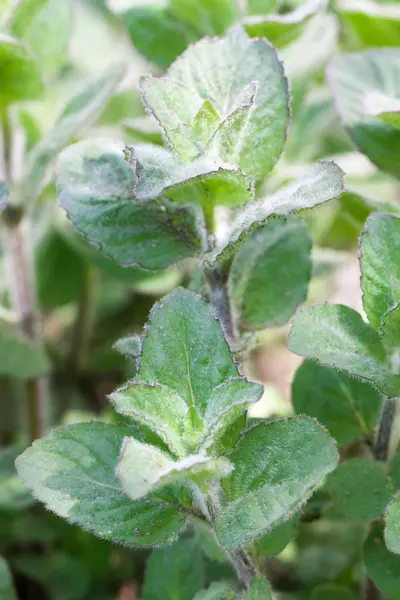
top-left (111, 289), bottom-right (263, 456)
top-left (141, 26), bottom-right (289, 179)
top-left (328, 459), bottom-right (392, 521)
top-left (0, 320), bottom-right (49, 379)
top-left (0, 34), bottom-right (43, 106)
top-left (288, 304), bottom-right (400, 398)
top-left (360, 212), bottom-right (400, 330)
top-left (129, 144), bottom-right (253, 208)
top-left (117, 437), bottom-right (232, 500)
top-left (15, 422), bottom-right (187, 547)
top-left (327, 49), bottom-right (400, 178)
top-left (216, 416), bottom-right (338, 548)
top-left (113, 335), bottom-right (141, 360)
top-left (228, 215), bottom-right (311, 331)
top-left (292, 360), bottom-right (383, 447)
top-left (23, 64), bottom-right (125, 204)
top-left (385, 494), bottom-right (400, 554)
top-left (381, 303), bottom-right (400, 353)
top-left (212, 161), bottom-right (344, 270)
top-left (58, 140), bottom-right (205, 271)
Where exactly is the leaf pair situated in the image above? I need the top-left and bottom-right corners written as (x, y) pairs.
top-left (16, 288), bottom-right (338, 551)
top-left (289, 212), bottom-right (400, 399)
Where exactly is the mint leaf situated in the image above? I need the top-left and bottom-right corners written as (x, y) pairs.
top-left (328, 459), bottom-right (392, 521)
top-left (288, 304), bottom-right (400, 398)
top-left (241, 577), bottom-right (272, 599)
top-left (364, 524), bottom-right (400, 598)
top-left (144, 538), bottom-right (205, 600)
top-left (0, 557), bottom-right (17, 600)
top-left (117, 437), bottom-right (232, 500)
top-left (228, 216), bottom-right (311, 330)
top-left (216, 416), bottom-right (338, 548)
top-left (113, 335), bottom-right (141, 360)
top-left (310, 584), bottom-right (356, 600)
top-left (15, 422), bottom-right (188, 547)
top-left (255, 515), bottom-right (298, 556)
top-left (10, 0), bottom-right (73, 78)
top-left (362, 90), bottom-right (400, 129)
top-left (22, 65), bottom-right (125, 204)
top-left (337, 1), bottom-right (400, 50)
top-left (327, 49), bottom-right (400, 178)
top-left (0, 35), bottom-right (43, 106)
top-left (170, 0), bottom-right (239, 35)
top-left (292, 360), bottom-right (383, 447)
top-left (58, 140), bottom-right (205, 271)
top-left (122, 5), bottom-right (195, 68)
top-left (128, 144), bottom-right (253, 208)
top-left (111, 288), bottom-right (263, 454)
top-left (381, 303), bottom-right (400, 356)
top-left (193, 582), bottom-right (237, 600)
top-left (141, 27), bottom-right (289, 179)
top-left (385, 494), bottom-right (400, 554)
top-left (360, 213), bottom-right (400, 330)
top-left (0, 320), bottom-right (49, 379)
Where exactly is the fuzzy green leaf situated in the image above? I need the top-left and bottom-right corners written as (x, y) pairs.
top-left (10, 0), bottom-right (73, 78)
top-left (212, 161), bottom-right (344, 271)
top-left (128, 144), bottom-right (253, 208)
top-left (328, 459), bottom-right (392, 521)
top-left (193, 582), bottom-right (237, 600)
top-left (292, 360), bottom-right (383, 447)
top-left (0, 35), bottom-right (43, 106)
top-left (15, 422), bottom-right (188, 547)
top-left (327, 49), bottom-right (400, 178)
top-left (216, 416), bottom-right (338, 548)
top-left (144, 538), bottom-right (205, 600)
top-left (228, 216), bottom-right (311, 331)
top-left (113, 335), bottom-right (141, 360)
top-left (364, 524), bottom-right (400, 599)
top-left (381, 303), bottom-right (400, 355)
top-left (288, 304), bottom-right (400, 398)
top-left (0, 557), bottom-right (17, 600)
top-left (111, 288), bottom-right (263, 455)
top-left (58, 140), bottom-right (205, 271)
top-left (385, 494), bottom-right (400, 554)
top-left (0, 320), bottom-right (49, 379)
top-left (360, 213), bottom-right (400, 330)
top-left (141, 27), bottom-right (289, 179)
top-left (117, 437), bottom-right (232, 500)
top-left (241, 577), bottom-right (272, 599)
top-left (22, 65), bottom-right (125, 205)
top-left (122, 5), bottom-right (195, 68)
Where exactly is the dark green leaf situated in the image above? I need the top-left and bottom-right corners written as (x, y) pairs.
top-left (170, 0), bottom-right (239, 35)
top-left (364, 524), bottom-right (400, 599)
top-left (328, 459), bottom-right (392, 521)
top-left (255, 515), bottom-right (298, 556)
top-left (216, 417), bottom-right (338, 548)
top-left (228, 216), bottom-right (311, 330)
top-left (58, 140), bottom-right (205, 271)
top-left (0, 557), bottom-right (17, 600)
top-left (193, 582), bottom-right (237, 600)
top-left (0, 320), bottom-right (49, 378)
top-left (310, 584), bottom-right (356, 600)
top-left (143, 538), bottom-right (205, 600)
top-left (15, 422), bottom-right (188, 547)
top-left (292, 360), bottom-right (383, 447)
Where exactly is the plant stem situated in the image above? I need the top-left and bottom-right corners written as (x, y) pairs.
top-left (1, 109), bottom-right (48, 442)
top-left (204, 267), bottom-right (236, 341)
top-left (374, 397), bottom-right (397, 461)
top-left (67, 264), bottom-right (98, 376)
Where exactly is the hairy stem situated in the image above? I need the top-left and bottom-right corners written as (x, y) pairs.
top-left (1, 110), bottom-right (48, 442)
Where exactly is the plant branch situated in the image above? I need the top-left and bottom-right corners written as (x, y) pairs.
top-left (374, 397), bottom-right (398, 461)
top-left (1, 109), bottom-right (48, 442)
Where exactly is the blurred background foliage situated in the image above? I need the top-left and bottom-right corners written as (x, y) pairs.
top-left (1, 0), bottom-right (400, 598)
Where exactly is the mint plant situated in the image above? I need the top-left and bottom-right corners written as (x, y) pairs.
top-left (12, 23), bottom-right (350, 597)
